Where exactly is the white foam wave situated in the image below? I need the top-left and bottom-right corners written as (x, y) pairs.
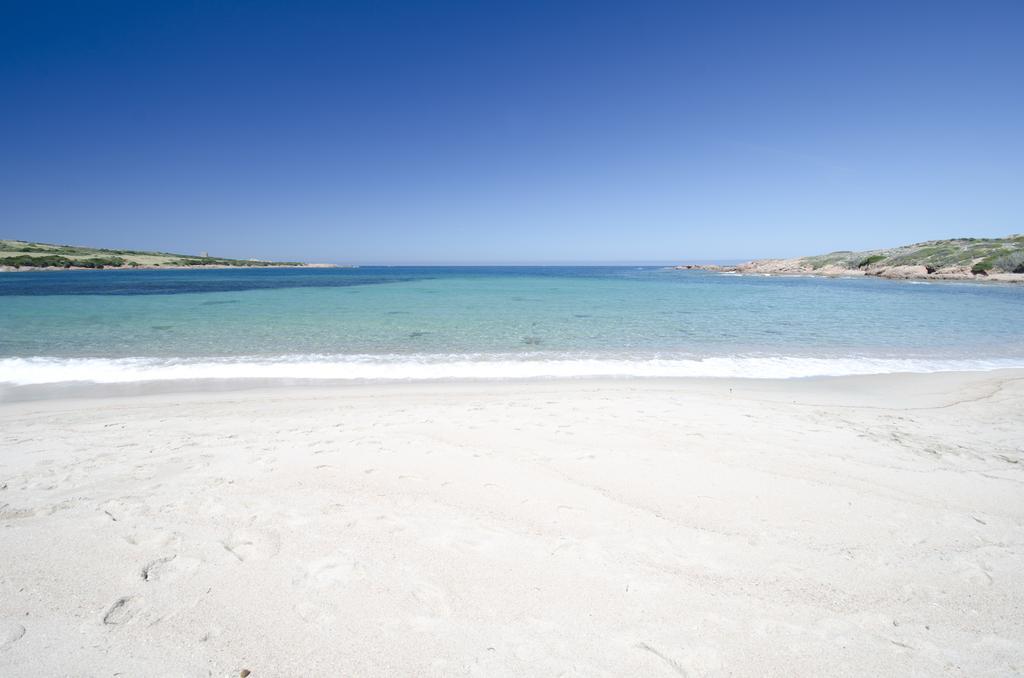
top-left (2, 354), bottom-right (1022, 385)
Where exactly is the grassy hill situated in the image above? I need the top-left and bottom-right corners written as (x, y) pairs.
top-left (0, 240), bottom-right (305, 269)
top-left (799, 235), bottom-right (1024, 275)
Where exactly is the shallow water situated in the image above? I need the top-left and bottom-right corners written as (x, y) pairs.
top-left (2, 266), bottom-right (1022, 382)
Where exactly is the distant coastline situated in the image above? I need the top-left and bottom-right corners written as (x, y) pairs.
top-left (0, 263), bottom-right (343, 272)
top-left (0, 239), bottom-right (340, 271)
top-left (675, 235), bottom-right (1024, 283)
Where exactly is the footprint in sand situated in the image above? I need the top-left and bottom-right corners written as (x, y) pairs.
top-left (0, 621), bottom-right (26, 649)
top-left (102, 596), bottom-right (142, 626)
top-left (292, 553), bottom-right (361, 624)
top-left (123, 529), bottom-right (183, 549)
top-left (0, 505), bottom-right (35, 521)
top-left (294, 553), bottom-right (358, 589)
top-left (141, 555), bottom-right (202, 582)
top-left (955, 559), bottom-right (994, 585)
top-left (636, 642), bottom-right (690, 677)
top-left (411, 580), bottom-right (453, 618)
top-left (222, 529), bottom-right (280, 562)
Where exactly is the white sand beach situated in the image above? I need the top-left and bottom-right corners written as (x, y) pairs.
top-left (1, 371), bottom-right (1023, 677)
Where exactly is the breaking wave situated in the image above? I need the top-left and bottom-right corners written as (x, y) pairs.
top-left (2, 353), bottom-right (1022, 385)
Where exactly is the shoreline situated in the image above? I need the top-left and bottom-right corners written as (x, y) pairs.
top-left (674, 263), bottom-right (1024, 283)
top-left (4, 356), bottom-right (1024, 393)
top-left (1, 370), bottom-right (1022, 675)
top-left (4, 366), bottom-right (1024, 402)
top-left (0, 263), bottom-right (342, 272)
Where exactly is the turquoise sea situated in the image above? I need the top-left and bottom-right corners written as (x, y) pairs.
top-left (2, 266), bottom-right (1023, 384)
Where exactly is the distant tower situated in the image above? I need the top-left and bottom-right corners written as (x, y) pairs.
top-left (200, 251), bottom-right (209, 258)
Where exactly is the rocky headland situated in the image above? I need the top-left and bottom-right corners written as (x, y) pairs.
top-left (676, 235), bottom-right (1024, 282)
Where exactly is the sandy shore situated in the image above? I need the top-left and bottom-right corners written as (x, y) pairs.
top-left (1, 372), bottom-right (1023, 676)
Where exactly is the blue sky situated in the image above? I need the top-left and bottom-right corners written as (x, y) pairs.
top-left (2, 1), bottom-right (1022, 264)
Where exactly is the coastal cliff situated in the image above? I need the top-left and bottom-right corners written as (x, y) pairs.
top-left (677, 235), bottom-right (1024, 282)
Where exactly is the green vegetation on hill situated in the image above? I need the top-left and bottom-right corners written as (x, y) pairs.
top-left (856, 254), bottom-right (886, 268)
top-left (802, 235), bottom-right (1024, 275)
top-left (0, 240), bottom-right (305, 269)
top-left (0, 254), bottom-right (129, 269)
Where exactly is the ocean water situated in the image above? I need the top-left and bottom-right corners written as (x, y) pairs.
top-left (2, 266), bottom-right (1023, 384)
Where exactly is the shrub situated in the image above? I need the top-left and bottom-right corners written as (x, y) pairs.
top-left (74, 256), bottom-right (126, 268)
top-left (0, 254), bottom-right (74, 268)
top-left (857, 254), bottom-right (886, 268)
top-left (971, 258), bottom-right (995, 275)
top-left (0, 254), bottom-right (126, 268)
top-left (992, 250), bottom-right (1024, 273)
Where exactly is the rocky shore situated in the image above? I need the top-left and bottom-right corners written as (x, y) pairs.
top-left (675, 260), bottom-right (1024, 282)
top-left (675, 235), bottom-right (1024, 283)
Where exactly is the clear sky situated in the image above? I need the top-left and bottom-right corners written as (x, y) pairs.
top-left (2, 1), bottom-right (1022, 264)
